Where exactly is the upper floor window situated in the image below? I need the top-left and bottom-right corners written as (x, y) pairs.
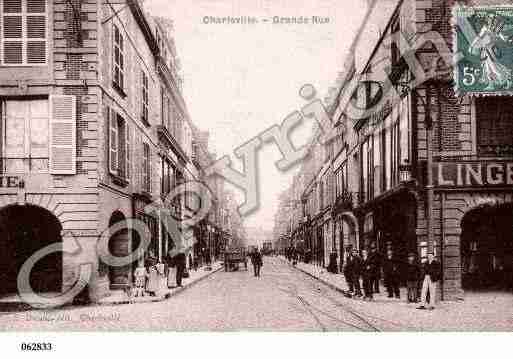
top-left (142, 142), bottom-right (151, 193)
top-left (112, 24), bottom-right (125, 95)
top-left (161, 88), bottom-right (173, 132)
top-left (108, 109), bottom-right (130, 182)
top-left (319, 179), bottom-right (325, 209)
top-left (141, 70), bottom-right (149, 125)
top-left (1, 96), bottom-right (76, 175)
top-left (390, 14), bottom-right (401, 68)
top-left (476, 97), bottom-right (513, 157)
top-left (335, 165), bottom-right (346, 199)
top-left (1, 0), bottom-right (47, 65)
top-left (161, 157), bottom-right (174, 197)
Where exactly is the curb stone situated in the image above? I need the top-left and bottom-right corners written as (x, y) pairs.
top-left (97, 265), bottom-right (223, 307)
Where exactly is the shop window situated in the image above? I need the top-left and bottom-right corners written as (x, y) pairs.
top-left (1, 0), bottom-right (48, 65)
top-left (136, 213), bottom-right (158, 260)
top-left (476, 97), bottom-right (513, 157)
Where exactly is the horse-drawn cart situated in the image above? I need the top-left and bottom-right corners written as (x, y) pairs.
top-left (224, 248), bottom-right (248, 272)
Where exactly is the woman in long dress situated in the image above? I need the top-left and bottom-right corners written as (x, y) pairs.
top-left (146, 265), bottom-right (159, 296)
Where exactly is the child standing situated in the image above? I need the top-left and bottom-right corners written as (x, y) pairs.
top-left (133, 263), bottom-right (147, 298)
top-left (146, 264), bottom-right (159, 296)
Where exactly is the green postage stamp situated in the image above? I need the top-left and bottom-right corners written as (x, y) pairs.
top-left (455, 6), bottom-right (513, 95)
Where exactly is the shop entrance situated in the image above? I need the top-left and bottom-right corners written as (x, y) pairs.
top-left (312, 225), bottom-right (323, 267)
top-left (0, 205), bottom-right (62, 296)
top-left (374, 192), bottom-right (417, 266)
top-left (338, 213), bottom-right (359, 271)
top-left (461, 203), bottom-right (513, 291)
top-left (108, 211), bottom-right (130, 290)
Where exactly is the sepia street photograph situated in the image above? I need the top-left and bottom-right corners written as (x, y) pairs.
top-left (0, 0), bottom-right (512, 355)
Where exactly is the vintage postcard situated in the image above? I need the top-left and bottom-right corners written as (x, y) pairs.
top-left (0, 0), bottom-right (512, 356)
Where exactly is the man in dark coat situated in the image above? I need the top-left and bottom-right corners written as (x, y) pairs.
top-left (368, 243), bottom-right (381, 294)
top-left (382, 249), bottom-right (401, 298)
top-left (405, 252), bottom-right (421, 303)
top-left (417, 253), bottom-right (441, 310)
top-left (343, 248), bottom-right (354, 293)
top-left (361, 249), bottom-right (374, 300)
top-left (173, 252), bottom-right (187, 287)
top-left (350, 249), bottom-right (363, 297)
top-left (250, 248), bottom-right (263, 277)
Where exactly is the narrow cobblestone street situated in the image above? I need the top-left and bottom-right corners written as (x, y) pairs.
top-left (2, 257), bottom-right (512, 331)
top-left (0, 258), bottom-right (397, 331)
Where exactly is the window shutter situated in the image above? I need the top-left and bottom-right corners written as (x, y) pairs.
top-left (3, 14), bottom-right (23, 64)
top-left (49, 95), bottom-right (76, 174)
top-left (147, 145), bottom-right (152, 192)
top-left (125, 123), bottom-right (130, 180)
top-left (2, 0), bottom-right (47, 65)
top-left (109, 108), bottom-right (118, 175)
top-left (26, 14), bottom-right (46, 64)
top-left (139, 142), bottom-right (148, 191)
top-left (4, 0), bottom-right (23, 13)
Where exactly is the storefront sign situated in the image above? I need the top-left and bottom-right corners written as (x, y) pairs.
top-left (433, 161), bottom-right (513, 187)
top-left (0, 175), bottom-right (24, 188)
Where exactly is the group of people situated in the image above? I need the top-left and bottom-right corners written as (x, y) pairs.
top-left (343, 244), bottom-right (441, 310)
top-left (132, 251), bottom-right (191, 298)
top-left (285, 247), bottom-right (299, 265)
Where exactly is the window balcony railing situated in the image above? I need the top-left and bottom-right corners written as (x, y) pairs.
top-left (332, 190), bottom-right (361, 215)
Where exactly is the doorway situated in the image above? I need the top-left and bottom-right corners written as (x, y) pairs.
top-left (0, 205), bottom-right (62, 296)
top-left (461, 203), bottom-right (513, 291)
top-left (108, 211), bottom-right (130, 290)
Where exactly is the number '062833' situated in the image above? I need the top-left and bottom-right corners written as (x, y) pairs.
top-left (20, 343), bottom-right (53, 351)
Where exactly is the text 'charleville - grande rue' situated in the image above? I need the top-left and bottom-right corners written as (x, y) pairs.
top-left (201, 16), bottom-right (331, 25)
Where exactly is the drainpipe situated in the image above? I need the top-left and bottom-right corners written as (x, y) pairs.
top-left (425, 83), bottom-right (434, 255)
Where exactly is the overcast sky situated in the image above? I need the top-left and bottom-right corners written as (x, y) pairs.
top-left (146, 0), bottom-right (366, 231)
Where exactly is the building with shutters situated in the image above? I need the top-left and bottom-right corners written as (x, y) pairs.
top-left (0, 0), bottom-right (232, 303)
top-left (275, 0), bottom-right (513, 300)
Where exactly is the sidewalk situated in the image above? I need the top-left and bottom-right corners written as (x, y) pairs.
top-left (285, 257), bottom-right (513, 331)
top-left (98, 262), bottom-right (223, 305)
top-left (0, 262), bottom-right (223, 311)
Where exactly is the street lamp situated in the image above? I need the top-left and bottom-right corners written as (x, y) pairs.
top-left (399, 159), bottom-right (412, 183)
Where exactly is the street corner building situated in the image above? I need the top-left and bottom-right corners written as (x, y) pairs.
top-left (275, 0), bottom-right (513, 301)
top-left (0, 0), bottom-right (234, 304)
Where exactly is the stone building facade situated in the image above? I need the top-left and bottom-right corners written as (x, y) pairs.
top-left (275, 0), bottom-right (513, 300)
top-left (0, 0), bottom-right (231, 303)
